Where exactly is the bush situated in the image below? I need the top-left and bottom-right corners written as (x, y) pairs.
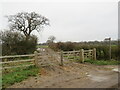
top-left (0, 30), bottom-right (38, 55)
top-left (49, 42), bottom-right (75, 51)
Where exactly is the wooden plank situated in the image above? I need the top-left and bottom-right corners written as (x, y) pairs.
top-left (59, 50), bottom-right (93, 54)
top-left (57, 52), bottom-right (61, 54)
top-left (0, 59), bottom-right (35, 64)
top-left (1, 64), bottom-right (35, 70)
top-left (84, 50), bottom-right (93, 53)
top-left (63, 51), bottom-right (80, 54)
top-left (0, 54), bottom-right (35, 59)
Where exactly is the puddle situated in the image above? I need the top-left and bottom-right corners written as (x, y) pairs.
top-left (87, 74), bottom-right (108, 82)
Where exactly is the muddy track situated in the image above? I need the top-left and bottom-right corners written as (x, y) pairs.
top-left (8, 48), bottom-right (119, 88)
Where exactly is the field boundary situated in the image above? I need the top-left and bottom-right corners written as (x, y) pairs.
top-left (0, 51), bottom-right (40, 70)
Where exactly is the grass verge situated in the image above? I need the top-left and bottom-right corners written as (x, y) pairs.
top-left (2, 66), bottom-right (39, 88)
top-left (84, 59), bottom-right (120, 65)
top-left (37, 45), bottom-right (48, 48)
top-left (64, 55), bottom-right (120, 65)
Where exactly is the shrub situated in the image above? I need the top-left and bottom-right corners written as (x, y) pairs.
top-left (0, 30), bottom-right (38, 55)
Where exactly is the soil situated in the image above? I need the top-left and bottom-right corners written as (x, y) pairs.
top-left (8, 48), bottom-right (119, 88)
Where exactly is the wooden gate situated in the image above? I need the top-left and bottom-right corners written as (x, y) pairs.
top-left (60, 48), bottom-right (96, 65)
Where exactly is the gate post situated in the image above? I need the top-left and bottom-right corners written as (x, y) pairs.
top-left (60, 51), bottom-right (63, 66)
top-left (34, 51), bottom-right (39, 67)
top-left (93, 48), bottom-right (96, 60)
top-left (80, 49), bottom-right (84, 63)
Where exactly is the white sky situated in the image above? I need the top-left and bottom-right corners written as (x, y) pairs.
top-left (0, 0), bottom-right (119, 43)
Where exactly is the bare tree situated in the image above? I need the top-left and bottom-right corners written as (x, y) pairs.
top-left (48, 35), bottom-right (56, 43)
top-left (7, 12), bottom-right (49, 39)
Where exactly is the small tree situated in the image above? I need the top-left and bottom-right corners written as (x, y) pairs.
top-left (7, 12), bottom-right (49, 39)
top-left (47, 35), bottom-right (56, 43)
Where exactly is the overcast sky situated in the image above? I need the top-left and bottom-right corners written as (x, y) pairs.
top-left (0, 0), bottom-right (118, 43)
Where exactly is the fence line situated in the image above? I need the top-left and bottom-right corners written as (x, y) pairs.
top-left (1, 51), bottom-right (40, 70)
top-left (1, 48), bottom-right (96, 69)
top-left (0, 59), bottom-right (35, 64)
top-left (0, 54), bottom-right (35, 59)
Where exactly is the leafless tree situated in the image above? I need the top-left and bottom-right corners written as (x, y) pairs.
top-left (48, 35), bottom-right (56, 43)
top-left (7, 12), bottom-right (49, 39)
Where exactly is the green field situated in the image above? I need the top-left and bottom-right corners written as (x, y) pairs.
top-left (84, 59), bottom-right (120, 65)
top-left (37, 45), bottom-right (48, 48)
top-left (1, 52), bottom-right (40, 88)
top-left (2, 66), bottom-right (39, 88)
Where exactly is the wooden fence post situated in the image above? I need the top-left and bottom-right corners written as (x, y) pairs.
top-left (80, 49), bottom-right (84, 63)
top-left (73, 50), bottom-right (76, 60)
top-left (60, 51), bottom-right (63, 66)
top-left (34, 51), bottom-right (39, 67)
top-left (93, 48), bottom-right (96, 60)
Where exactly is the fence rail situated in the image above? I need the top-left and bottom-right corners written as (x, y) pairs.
top-left (1, 64), bottom-right (35, 70)
top-left (0, 59), bottom-right (35, 64)
top-left (1, 51), bottom-right (40, 70)
top-left (63, 51), bottom-right (80, 54)
top-left (59, 48), bottom-right (96, 65)
top-left (0, 54), bottom-right (35, 59)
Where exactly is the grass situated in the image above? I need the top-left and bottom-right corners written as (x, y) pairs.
top-left (84, 59), bottom-right (120, 65)
top-left (64, 55), bottom-right (120, 65)
top-left (2, 57), bottom-right (38, 88)
top-left (111, 45), bottom-right (117, 47)
top-left (2, 66), bottom-right (39, 88)
top-left (2, 61), bottom-right (33, 69)
top-left (0, 74), bottom-right (2, 89)
top-left (37, 45), bottom-right (48, 48)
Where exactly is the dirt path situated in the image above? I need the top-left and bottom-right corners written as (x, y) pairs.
top-left (8, 48), bottom-right (119, 88)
